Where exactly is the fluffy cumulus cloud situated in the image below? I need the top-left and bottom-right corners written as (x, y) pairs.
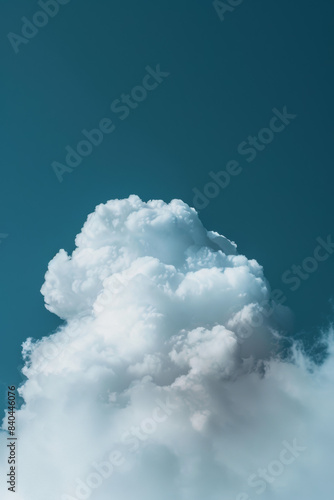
top-left (1, 195), bottom-right (333, 500)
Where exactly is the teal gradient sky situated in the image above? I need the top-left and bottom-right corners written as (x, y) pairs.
top-left (0, 0), bottom-right (333, 394)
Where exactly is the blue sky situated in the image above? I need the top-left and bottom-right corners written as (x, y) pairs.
top-left (1, 0), bottom-right (334, 394)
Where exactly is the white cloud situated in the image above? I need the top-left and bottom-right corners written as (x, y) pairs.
top-left (1, 195), bottom-right (333, 500)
